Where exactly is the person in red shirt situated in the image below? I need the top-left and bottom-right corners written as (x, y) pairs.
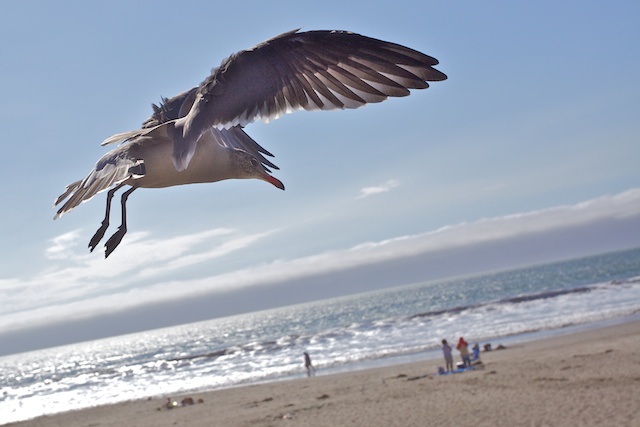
top-left (456, 337), bottom-right (471, 368)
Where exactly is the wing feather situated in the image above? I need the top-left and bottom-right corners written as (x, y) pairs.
top-left (180, 29), bottom-right (446, 133)
top-left (209, 127), bottom-right (279, 171)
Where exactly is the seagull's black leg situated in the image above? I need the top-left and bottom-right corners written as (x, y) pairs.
top-left (104, 186), bottom-right (136, 258)
top-left (89, 183), bottom-right (127, 252)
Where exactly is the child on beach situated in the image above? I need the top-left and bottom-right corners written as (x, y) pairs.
top-left (441, 339), bottom-right (454, 372)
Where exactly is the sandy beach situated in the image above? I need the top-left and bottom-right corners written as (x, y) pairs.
top-left (9, 319), bottom-right (640, 427)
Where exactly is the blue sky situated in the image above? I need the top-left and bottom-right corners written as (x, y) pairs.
top-left (1, 1), bottom-right (639, 355)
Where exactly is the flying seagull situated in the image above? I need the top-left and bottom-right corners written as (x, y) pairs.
top-left (54, 29), bottom-right (447, 258)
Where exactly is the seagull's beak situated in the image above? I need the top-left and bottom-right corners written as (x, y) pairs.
top-left (263, 173), bottom-right (285, 190)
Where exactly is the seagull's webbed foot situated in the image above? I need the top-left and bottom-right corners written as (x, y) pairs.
top-left (88, 220), bottom-right (109, 252)
top-left (104, 226), bottom-right (127, 258)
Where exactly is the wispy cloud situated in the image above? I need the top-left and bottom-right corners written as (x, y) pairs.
top-left (356, 179), bottom-right (400, 199)
top-left (2, 188), bottom-right (639, 334)
top-left (136, 229), bottom-right (278, 278)
top-left (0, 227), bottom-right (277, 326)
top-left (45, 230), bottom-right (83, 260)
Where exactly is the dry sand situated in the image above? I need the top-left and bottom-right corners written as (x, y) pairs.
top-left (9, 319), bottom-right (640, 427)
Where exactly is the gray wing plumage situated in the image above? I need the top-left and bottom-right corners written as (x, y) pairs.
top-left (171, 29), bottom-right (446, 170)
top-left (210, 127), bottom-right (278, 171)
top-left (190, 29), bottom-right (446, 129)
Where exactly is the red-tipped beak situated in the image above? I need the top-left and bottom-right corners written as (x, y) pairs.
top-left (263, 173), bottom-right (285, 190)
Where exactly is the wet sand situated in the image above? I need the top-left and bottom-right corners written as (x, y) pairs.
top-left (9, 319), bottom-right (640, 427)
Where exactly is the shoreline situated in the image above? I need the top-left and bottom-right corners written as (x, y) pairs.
top-left (265, 312), bottom-right (640, 381)
top-left (8, 317), bottom-right (640, 427)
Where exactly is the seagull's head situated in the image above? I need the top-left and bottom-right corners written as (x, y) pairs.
top-left (232, 149), bottom-right (285, 190)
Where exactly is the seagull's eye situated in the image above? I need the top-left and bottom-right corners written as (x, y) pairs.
top-left (250, 158), bottom-right (259, 167)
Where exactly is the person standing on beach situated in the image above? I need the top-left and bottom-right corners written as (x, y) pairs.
top-left (456, 337), bottom-right (471, 367)
top-left (304, 352), bottom-right (315, 377)
top-left (441, 339), bottom-right (454, 372)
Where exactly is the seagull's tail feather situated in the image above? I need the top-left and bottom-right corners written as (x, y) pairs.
top-left (53, 180), bottom-right (82, 213)
top-left (54, 151), bottom-right (143, 219)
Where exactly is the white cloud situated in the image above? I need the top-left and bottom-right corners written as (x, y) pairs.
top-left (1, 188), bottom-right (639, 334)
top-left (136, 229), bottom-right (278, 278)
top-left (0, 227), bottom-right (274, 323)
top-left (45, 230), bottom-right (83, 260)
top-left (356, 179), bottom-right (400, 199)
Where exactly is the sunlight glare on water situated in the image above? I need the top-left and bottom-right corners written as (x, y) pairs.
top-left (1, 248), bottom-right (639, 425)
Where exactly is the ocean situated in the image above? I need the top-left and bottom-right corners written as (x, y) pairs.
top-left (1, 247), bottom-right (639, 425)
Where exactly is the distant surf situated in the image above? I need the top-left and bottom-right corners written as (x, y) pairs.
top-left (1, 247), bottom-right (639, 425)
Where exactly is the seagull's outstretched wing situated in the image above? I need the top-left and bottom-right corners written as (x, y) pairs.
top-left (172, 29), bottom-right (447, 170)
